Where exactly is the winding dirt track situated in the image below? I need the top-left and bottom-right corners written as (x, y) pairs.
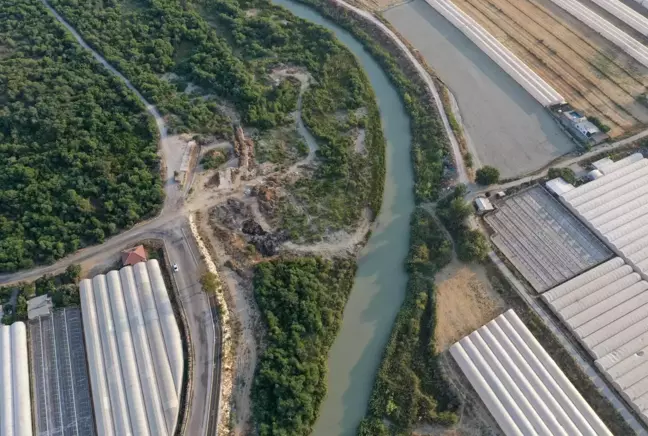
top-left (451, 0), bottom-right (648, 136)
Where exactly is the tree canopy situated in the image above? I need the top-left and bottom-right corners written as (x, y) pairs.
top-left (50, 0), bottom-right (386, 240)
top-left (252, 257), bottom-right (356, 435)
top-left (476, 165), bottom-right (500, 185)
top-left (0, 0), bottom-right (163, 271)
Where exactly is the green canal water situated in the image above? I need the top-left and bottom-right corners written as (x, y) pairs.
top-left (271, 0), bottom-right (414, 434)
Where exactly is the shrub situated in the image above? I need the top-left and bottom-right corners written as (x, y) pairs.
top-left (547, 167), bottom-right (576, 184)
top-left (476, 166), bottom-right (500, 185)
top-left (587, 116), bottom-right (611, 133)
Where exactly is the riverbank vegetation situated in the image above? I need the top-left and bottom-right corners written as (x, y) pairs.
top-left (50, 0), bottom-right (385, 240)
top-left (252, 257), bottom-right (356, 435)
top-left (0, 0), bottom-right (163, 272)
top-left (359, 209), bottom-right (459, 435)
top-left (278, 2), bottom-right (486, 433)
top-left (437, 185), bottom-right (489, 262)
top-left (290, 0), bottom-right (451, 203)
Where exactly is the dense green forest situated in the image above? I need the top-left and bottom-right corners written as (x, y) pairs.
top-left (0, 1), bottom-right (163, 271)
top-left (252, 257), bottom-right (356, 435)
top-left (50, 0), bottom-right (385, 240)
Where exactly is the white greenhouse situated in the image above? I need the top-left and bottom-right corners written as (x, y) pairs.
top-left (424, 0), bottom-right (565, 107)
top-left (450, 309), bottom-right (612, 436)
top-left (546, 0), bottom-right (648, 68)
top-left (0, 322), bottom-right (33, 436)
top-left (583, 0), bottom-right (648, 38)
top-left (559, 154), bottom-right (648, 280)
top-left (80, 259), bottom-right (184, 436)
top-left (541, 257), bottom-right (648, 424)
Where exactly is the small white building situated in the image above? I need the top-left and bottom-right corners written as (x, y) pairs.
top-left (27, 295), bottom-right (52, 320)
top-left (474, 197), bottom-right (494, 214)
top-left (592, 157), bottom-right (613, 172)
top-left (545, 177), bottom-right (575, 196)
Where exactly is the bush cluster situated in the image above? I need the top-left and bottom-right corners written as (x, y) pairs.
top-left (252, 257), bottom-right (356, 435)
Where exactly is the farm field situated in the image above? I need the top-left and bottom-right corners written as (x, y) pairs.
top-left (447, 0), bottom-right (648, 137)
top-left (384, 1), bottom-right (575, 178)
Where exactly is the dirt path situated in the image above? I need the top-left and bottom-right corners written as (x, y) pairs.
top-left (329, 0), bottom-right (470, 184)
top-left (197, 217), bottom-right (260, 436)
top-left (466, 124), bottom-right (648, 200)
top-left (270, 68), bottom-right (321, 171)
top-left (280, 207), bottom-right (373, 256)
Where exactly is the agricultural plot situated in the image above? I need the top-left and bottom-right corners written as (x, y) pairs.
top-left (29, 308), bottom-right (95, 436)
top-left (448, 0), bottom-right (648, 137)
top-left (485, 186), bottom-right (612, 292)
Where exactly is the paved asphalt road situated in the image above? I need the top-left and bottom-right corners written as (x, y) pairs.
top-left (166, 222), bottom-right (217, 436)
top-left (0, 215), bottom-right (219, 436)
top-left (4, 3), bottom-right (221, 434)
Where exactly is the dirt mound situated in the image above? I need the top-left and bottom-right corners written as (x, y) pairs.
top-left (210, 200), bottom-right (288, 257)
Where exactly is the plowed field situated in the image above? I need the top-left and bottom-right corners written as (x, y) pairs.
top-left (445, 0), bottom-right (648, 137)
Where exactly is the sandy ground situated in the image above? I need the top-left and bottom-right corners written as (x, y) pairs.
top-left (384, 1), bottom-right (575, 178)
top-left (349, 0), bottom-right (412, 11)
top-left (434, 259), bottom-right (506, 353)
top-left (449, 0), bottom-right (648, 137)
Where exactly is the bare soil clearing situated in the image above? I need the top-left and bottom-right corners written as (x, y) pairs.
top-left (434, 259), bottom-right (506, 353)
top-left (451, 0), bottom-right (648, 137)
top-left (348, 0), bottom-right (410, 11)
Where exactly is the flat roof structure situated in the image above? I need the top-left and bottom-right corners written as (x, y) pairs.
top-left (1, 322), bottom-right (33, 436)
top-left (80, 259), bottom-right (184, 436)
top-left (542, 257), bottom-right (648, 425)
top-left (28, 295), bottom-right (52, 320)
top-left (559, 153), bottom-right (648, 279)
top-left (485, 186), bottom-right (612, 292)
top-left (29, 308), bottom-right (95, 436)
top-left (450, 309), bottom-right (612, 435)
top-left (546, 177), bottom-right (575, 196)
top-left (475, 197), bottom-right (494, 213)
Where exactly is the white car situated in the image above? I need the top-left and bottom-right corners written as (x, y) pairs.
top-left (173, 263), bottom-right (179, 272)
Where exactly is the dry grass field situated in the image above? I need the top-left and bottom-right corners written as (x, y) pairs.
top-left (448, 0), bottom-right (648, 137)
top-left (434, 261), bottom-right (506, 352)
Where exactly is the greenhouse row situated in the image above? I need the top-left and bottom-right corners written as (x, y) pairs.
top-left (450, 310), bottom-right (611, 436)
top-left (80, 260), bottom-right (183, 436)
